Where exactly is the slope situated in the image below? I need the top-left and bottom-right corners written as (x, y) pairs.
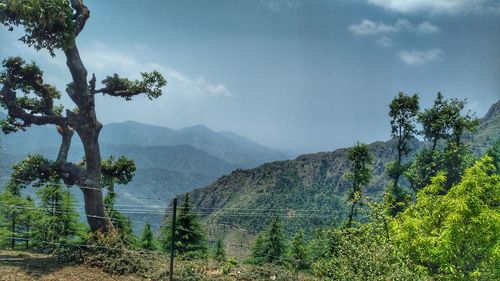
top-left (180, 100), bottom-right (500, 235)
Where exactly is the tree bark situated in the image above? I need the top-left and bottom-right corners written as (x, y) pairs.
top-left (77, 127), bottom-right (114, 233)
top-left (62, 41), bottom-right (114, 234)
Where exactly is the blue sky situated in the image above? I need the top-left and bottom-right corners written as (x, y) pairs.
top-left (1, 0), bottom-right (499, 153)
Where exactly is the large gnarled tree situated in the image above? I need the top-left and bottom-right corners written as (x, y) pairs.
top-left (0, 0), bottom-right (166, 233)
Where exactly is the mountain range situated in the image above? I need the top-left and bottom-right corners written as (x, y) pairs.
top-left (0, 113), bottom-right (290, 230)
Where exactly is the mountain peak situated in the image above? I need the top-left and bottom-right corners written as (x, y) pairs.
top-left (179, 124), bottom-right (212, 133)
top-left (483, 100), bottom-right (500, 122)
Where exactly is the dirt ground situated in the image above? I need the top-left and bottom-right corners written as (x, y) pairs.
top-left (0, 250), bottom-right (141, 281)
top-left (0, 250), bottom-right (318, 281)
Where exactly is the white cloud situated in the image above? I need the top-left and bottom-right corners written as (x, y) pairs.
top-left (348, 19), bottom-right (439, 35)
top-left (80, 41), bottom-right (235, 98)
top-left (367, 0), bottom-right (500, 14)
top-left (398, 49), bottom-right (444, 65)
top-left (348, 20), bottom-right (397, 35)
top-left (416, 21), bottom-right (440, 33)
top-left (265, 0), bottom-right (298, 12)
top-left (376, 36), bottom-right (392, 47)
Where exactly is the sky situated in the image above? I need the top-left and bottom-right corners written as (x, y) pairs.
top-left (0, 0), bottom-right (499, 154)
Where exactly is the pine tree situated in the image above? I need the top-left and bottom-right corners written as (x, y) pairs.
top-left (291, 229), bottom-right (309, 270)
top-left (251, 216), bottom-right (287, 265)
top-left (0, 190), bottom-right (36, 249)
top-left (35, 181), bottom-right (80, 247)
top-left (21, 196), bottom-right (36, 249)
top-left (140, 222), bottom-right (156, 251)
top-left (213, 239), bottom-right (226, 261)
top-left (250, 231), bottom-right (268, 265)
top-left (267, 217), bottom-right (287, 264)
top-left (160, 194), bottom-right (208, 258)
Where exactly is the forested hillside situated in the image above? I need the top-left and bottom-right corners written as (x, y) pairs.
top-left (182, 100), bottom-right (499, 234)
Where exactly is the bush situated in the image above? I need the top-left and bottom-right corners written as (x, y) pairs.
top-left (311, 227), bottom-right (427, 280)
top-left (392, 156), bottom-right (500, 280)
top-left (221, 256), bottom-right (237, 274)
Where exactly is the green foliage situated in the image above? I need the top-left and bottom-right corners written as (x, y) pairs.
top-left (486, 140), bottom-right (500, 172)
top-left (104, 184), bottom-right (137, 247)
top-left (213, 239), bottom-right (226, 261)
top-left (389, 92), bottom-right (420, 158)
top-left (139, 222), bottom-right (156, 251)
top-left (0, 0), bottom-right (76, 55)
top-left (405, 93), bottom-right (480, 194)
top-left (311, 226), bottom-right (427, 280)
top-left (267, 217), bottom-right (287, 265)
top-left (100, 71), bottom-right (166, 100)
top-left (441, 142), bottom-right (475, 189)
top-left (8, 154), bottom-right (52, 190)
top-left (35, 181), bottom-right (82, 247)
top-left (0, 57), bottom-right (62, 132)
top-left (221, 256), bottom-right (237, 275)
top-left (216, 164), bottom-right (345, 235)
top-left (0, 191), bottom-right (37, 249)
top-left (405, 148), bottom-right (443, 192)
top-left (418, 92), bottom-right (479, 149)
top-left (385, 92), bottom-right (419, 217)
top-left (160, 194), bottom-right (208, 258)
top-left (100, 156), bottom-right (137, 246)
top-left (384, 181), bottom-right (411, 216)
top-left (346, 142), bottom-right (373, 227)
top-left (406, 143), bottom-right (475, 193)
top-left (101, 155), bottom-right (136, 187)
top-left (291, 229), bottom-right (309, 271)
top-left (251, 216), bottom-right (288, 265)
top-left (392, 156), bottom-right (500, 280)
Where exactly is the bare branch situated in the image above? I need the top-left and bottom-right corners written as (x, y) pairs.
top-left (0, 87), bottom-right (64, 132)
top-left (63, 47), bottom-right (89, 108)
top-left (56, 125), bottom-right (74, 162)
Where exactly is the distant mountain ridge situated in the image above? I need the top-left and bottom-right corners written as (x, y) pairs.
top-left (101, 121), bottom-right (288, 168)
top-left (0, 116), bottom-right (289, 231)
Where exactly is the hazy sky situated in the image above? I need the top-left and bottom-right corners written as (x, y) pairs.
top-left (1, 0), bottom-right (499, 154)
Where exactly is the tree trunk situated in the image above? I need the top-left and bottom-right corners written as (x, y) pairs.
top-left (11, 215), bottom-right (16, 250)
top-left (393, 172), bottom-right (400, 191)
top-left (78, 126), bottom-right (114, 233)
top-left (25, 220), bottom-right (29, 250)
top-left (82, 188), bottom-right (113, 233)
top-left (63, 41), bottom-right (115, 234)
top-left (347, 201), bottom-right (357, 228)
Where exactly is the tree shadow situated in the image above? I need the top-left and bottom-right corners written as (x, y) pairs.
top-left (0, 251), bottom-right (68, 279)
